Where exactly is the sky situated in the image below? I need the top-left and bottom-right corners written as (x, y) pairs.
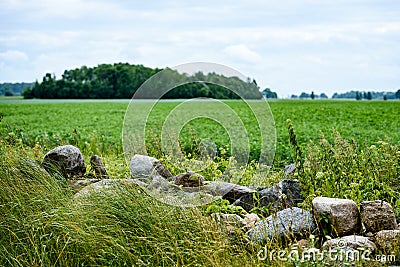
top-left (0, 0), bottom-right (399, 98)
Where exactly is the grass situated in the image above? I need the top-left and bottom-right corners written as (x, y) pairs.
top-left (0, 99), bottom-right (399, 266)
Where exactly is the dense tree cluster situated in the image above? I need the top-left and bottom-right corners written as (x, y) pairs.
top-left (291, 92), bottom-right (328, 99)
top-left (0, 82), bottom-right (33, 96)
top-left (22, 63), bottom-right (262, 99)
top-left (261, 88), bottom-right (278, 98)
top-left (333, 90), bottom-right (398, 100)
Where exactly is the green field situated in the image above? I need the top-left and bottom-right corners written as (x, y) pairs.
top-left (1, 99), bottom-right (399, 166)
top-left (0, 99), bottom-right (399, 266)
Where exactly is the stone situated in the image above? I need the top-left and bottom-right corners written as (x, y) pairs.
top-left (74, 179), bottom-right (138, 198)
top-left (90, 155), bottom-right (109, 179)
top-left (220, 183), bottom-right (254, 203)
top-left (322, 235), bottom-right (376, 253)
top-left (135, 175), bottom-right (215, 207)
top-left (247, 207), bottom-right (316, 243)
top-left (173, 171), bottom-right (204, 187)
top-left (278, 179), bottom-right (302, 206)
top-left (297, 239), bottom-right (311, 250)
top-left (234, 179), bottom-right (301, 212)
top-left (375, 230), bottom-right (400, 251)
top-left (129, 154), bottom-right (172, 181)
top-left (184, 181), bottom-right (253, 201)
top-left (42, 145), bottom-right (86, 178)
top-left (312, 197), bottom-right (361, 236)
top-left (69, 178), bottom-right (101, 193)
top-left (241, 213), bottom-right (260, 229)
top-left (360, 200), bottom-right (398, 233)
top-left (284, 163), bottom-right (296, 176)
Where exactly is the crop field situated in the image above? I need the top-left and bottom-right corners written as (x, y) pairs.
top-left (0, 99), bottom-right (399, 266)
top-left (1, 99), bottom-right (399, 166)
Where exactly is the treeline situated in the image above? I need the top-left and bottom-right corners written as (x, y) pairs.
top-left (22, 63), bottom-right (262, 99)
top-left (291, 92), bottom-right (328, 99)
top-left (332, 90), bottom-right (400, 100)
top-left (0, 82), bottom-right (34, 96)
top-left (291, 90), bottom-right (400, 100)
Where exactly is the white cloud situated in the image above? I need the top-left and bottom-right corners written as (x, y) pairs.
top-left (0, 50), bottom-right (28, 62)
top-left (223, 44), bottom-right (261, 63)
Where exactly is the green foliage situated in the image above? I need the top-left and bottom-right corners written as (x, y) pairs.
top-left (298, 130), bottom-right (400, 214)
top-left (29, 63), bottom-right (262, 99)
top-left (286, 119), bottom-right (303, 172)
top-left (202, 198), bottom-right (247, 216)
top-left (0, 82), bottom-right (34, 96)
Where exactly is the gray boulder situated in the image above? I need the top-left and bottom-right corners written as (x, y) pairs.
top-left (129, 154), bottom-right (172, 181)
top-left (360, 200), bottom-right (398, 233)
top-left (312, 197), bottom-right (361, 236)
top-left (181, 181), bottom-right (253, 201)
top-left (234, 179), bottom-right (301, 212)
top-left (248, 207), bottom-right (316, 243)
top-left (42, 145), bottom-right (86, 178)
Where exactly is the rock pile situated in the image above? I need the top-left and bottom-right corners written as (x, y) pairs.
top-left (40, 145), bottom-right (400, 262)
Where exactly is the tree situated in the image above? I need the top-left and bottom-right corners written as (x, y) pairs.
top-left (30, 63), bottom-right (262, 99)
top-left (367, 91), bottom-right (372, 100)
top-left (311, 91), bottom-right (315, 100)
top-left (262, 88), bottom-right (278, 99)
top-left (320, 93), bottom-right (328, 99)
top-left (299, 92), bottom-right (310, 99)
top-left (22, 87), bottom-right (33, 99)
top-left (383, 94), bottom-right (387, 101)
top-left (395, 89), bottom-right (400, 99)
top-left (356, 91), bottom-right (362, 100)
top-left (4, 88), bottom-right (13, 96)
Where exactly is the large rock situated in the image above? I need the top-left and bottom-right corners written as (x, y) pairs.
top-left (74, 179), bottom-right (138, 198)
top-left (248, 207), bottom-right (316, 243)
top-left (181, 181), bottom-right (253, 201)
top-left (42, 145), bottom-right (86, 178)
top-left (234, 179), bottom-right (301, 212)
top-left (312, 197), bottom-right (361, 236)
top-left (133, 175), bottom-right (215, 207)
top-left (323, 235), bottom-right (376, 253)
top-left (69, 178), bottom-right (101, 193)
top-left (173, 171), bottom-right (204, 187)
top-left (360, 200), bottom-right (398, 233)
top-left (375, 230), bottom-right (400, 251)
top-left (129, 154), bottom-right (172, 181)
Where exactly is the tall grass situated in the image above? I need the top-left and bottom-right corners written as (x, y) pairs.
top-left (0, 142), bottom-right (265, 266)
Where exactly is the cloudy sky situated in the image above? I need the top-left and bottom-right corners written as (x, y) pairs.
top-left (1, 0), bottom-right (399, 97)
